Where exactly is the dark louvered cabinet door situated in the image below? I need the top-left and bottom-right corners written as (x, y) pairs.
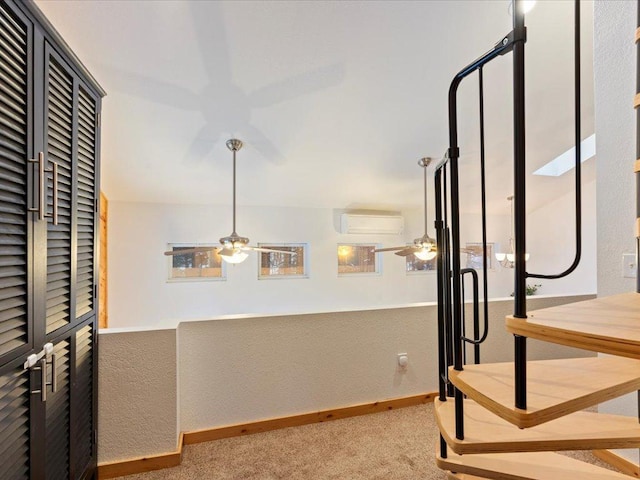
top-left (0, 0), bottom-right (32, 365)
top-left (75, 86), bottom-right (97, 321)
top-left (45, 337), bottom-right (70, 480)
top-left (71, 320), bottom-right (95, 479)
top-left (45, 52), bottom-right (73, 336)
top-left (0, 361), bottom-right (31, 480)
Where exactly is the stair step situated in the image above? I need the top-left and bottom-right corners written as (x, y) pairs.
top-left (435, 398), bottom-right (640, 454)
top-left (447, 474), bottom-right (488, 479)
top-left (506, 292), bottom-right (640, 359)
top-left (436, 450), bottom-right (631, 479)
top-left (449, 356), bottom-right (640, 428)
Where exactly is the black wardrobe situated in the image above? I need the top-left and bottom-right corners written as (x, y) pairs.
top-left (0, 1), bottom-right (104, 478)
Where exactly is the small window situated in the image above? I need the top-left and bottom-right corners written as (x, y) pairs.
top-left (406, 253), bottom-right (437, 273)
top-left (337, 244), bottom-right (379, 275)
top-left (465, 242), bottom-right (494, 270)
top-left (258, 244), bottom-right (308, 279)
top-left (167, 244), bottom-right (225, 281)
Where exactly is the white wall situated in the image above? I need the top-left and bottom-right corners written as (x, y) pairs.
top-left (97, 294), bottom-right (594, 463)
top-left (108, 197), bottom-right (596, 329)
top-left (593, 0), bottom-right (638, 466)
top-left (98, 329), bottom-right (178, 463)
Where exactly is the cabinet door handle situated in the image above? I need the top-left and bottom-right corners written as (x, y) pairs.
top-left (51, 161), bottom-right (58, 226)
top-left (28, 358), bottom-right (49, 402)
top-left (50, 353), bottom-right (58, 393)
top-left (39, 358), bottom-right (47, 401)
top-left (27, 152), bottom-right (45, 221)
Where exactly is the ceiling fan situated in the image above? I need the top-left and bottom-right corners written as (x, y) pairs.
top-left (164, 139), bottom-right (296, 264)
top-left (374, 157), bottom-right (437, 260)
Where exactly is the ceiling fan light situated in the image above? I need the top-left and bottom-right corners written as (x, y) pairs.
top-left (506, 253), bottom-right (515, 263)
top-left (414, 248), bottom-right (437, 261)
top-left (220, 250), bottom-right (249, 264)
top-left (495, 253), bottom-right (506, 262)
top-left (524, 253), bottom-right (531, 261)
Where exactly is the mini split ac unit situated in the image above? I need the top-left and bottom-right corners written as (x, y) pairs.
top-left (339, 214), bottom-right (404, 235)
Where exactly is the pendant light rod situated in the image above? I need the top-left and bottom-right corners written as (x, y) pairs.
top-left (419, 157), bottom-right (432, 236)
top-left (226, 139), bottom-right (243, 236)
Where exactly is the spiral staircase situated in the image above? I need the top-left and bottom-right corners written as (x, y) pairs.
top-left (435, 293), bottom-right (640, 479)
top-left (432, 1), bottom-right (640, 477)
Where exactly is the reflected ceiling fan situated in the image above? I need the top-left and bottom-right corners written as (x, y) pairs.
top-left (164, 139), bottom-right (296, 264)
top-left (374, 158), bottom-right (437, 260)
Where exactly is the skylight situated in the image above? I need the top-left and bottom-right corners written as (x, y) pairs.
top-left (533, 134), bottom-right (596, 177)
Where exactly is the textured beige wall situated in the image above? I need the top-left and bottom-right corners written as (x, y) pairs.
top-left (98, 329), bottom-right (178, 464)
top-left (178, 294), bottom-right (595, 433)
top-left (97, 294), bottom-right (595, 463)
top-left (594, 0), bottom-right (639, 465)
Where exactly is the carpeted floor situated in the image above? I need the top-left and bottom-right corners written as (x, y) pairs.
top-left (122, 403), bottom-right (620, 479)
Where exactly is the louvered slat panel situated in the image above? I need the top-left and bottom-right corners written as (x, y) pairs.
top-left (0, 3), bottom-right (28, 359)
top-left (46, 340), bottom-right (70, 480)
top-left (76, 87), bottom-right (95, 319)
top-left (0, 367), bottom-right (30, 480)
top-left (46, 56), bottom-right (72, 334)
top-left (74, 324), bottom-right (94, 476)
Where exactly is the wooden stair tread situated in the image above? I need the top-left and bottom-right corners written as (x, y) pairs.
top-left (449, 356), bottom-right (640, 428)
top-left (435, 398), bottom-right (640, 454)
top-left (448, 474), bottom-right (488, 479)
top-left (506, 292), bottom-right (640, 359)
top-left (436, 450), bottom-right (631, 480)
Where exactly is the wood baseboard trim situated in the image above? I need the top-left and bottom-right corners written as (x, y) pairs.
top-left (183, 392), bottom-right (437, 445)
top-left (96, 393), bottom-right (435, 477)
top-left (593, 449), bottom-right (640, 478)
top-left (98, 433), bottom-right (184, 479)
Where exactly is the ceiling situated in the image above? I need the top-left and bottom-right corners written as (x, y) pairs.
top-left (35, 0), bottom-right (595, 215)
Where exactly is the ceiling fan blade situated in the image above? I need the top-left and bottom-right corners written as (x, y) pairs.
top-left (185, 124), bottom-right (218, 163)
top-left (164, 246), bottom-right (220, 256)
top-left (373, 246), bottom-right (407, 253)
top-left (247, 246), bottom-right (296, 255)
top-left (394, 247), bottom-right (420, 257)
top-left (243, 125), bottom-right (285, 165)
top-left (247, 63), bottom-right (346, 108)
top-left (103, 65), bottom-right (201, 111)
top-left (188, 1), bottom-right (232, 84)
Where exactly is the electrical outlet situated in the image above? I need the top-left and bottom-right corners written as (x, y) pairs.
top-left (623, 253), bottom-right (637, 278)
top-left (397, 353), bottom-right (408, 368)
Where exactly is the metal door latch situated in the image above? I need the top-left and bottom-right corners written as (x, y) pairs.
top-left (26, 343), bottom-right (58, 402)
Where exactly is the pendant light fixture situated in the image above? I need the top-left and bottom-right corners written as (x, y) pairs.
top-left (374, 157), bottom-right (437, 260)
top-left (495, 195), bottom-right (530, 268)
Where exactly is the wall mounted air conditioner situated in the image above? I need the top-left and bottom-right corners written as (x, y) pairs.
top-left (339, 214), bottom-right (404, 235)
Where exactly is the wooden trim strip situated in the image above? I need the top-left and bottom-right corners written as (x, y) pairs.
top-left (96, 393), bottom-right (436, 477)
top-left (635, 160), bottom-right (640, 173)
top-left (636, 27), bottom-right (640, 44)
top-left (635, 93), bottom-right (640, 109)
top-left (636, 218), bottom-right (640, 238)
top-left (593, 449), bottom-right (640, 478)
top-left (184, 392), bottom-right (437, 445)
top-left (98, 433), bottom-right (184, 479)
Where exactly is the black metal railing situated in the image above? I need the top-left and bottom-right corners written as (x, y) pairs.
top-left (435, 0), bottom-right (582, 460)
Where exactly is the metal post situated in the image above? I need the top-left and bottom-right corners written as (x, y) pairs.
top-left (512, 0), bottom-right (528, 411)
top-left (435, 169), bottom-right (447, 402)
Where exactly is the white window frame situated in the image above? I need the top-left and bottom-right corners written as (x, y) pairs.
top-left (337, 243), bottom-right (381, 277)
top-left (166, 243), bottom-right (226, 282)
top-left (257, 243), bottom-right (309, 280)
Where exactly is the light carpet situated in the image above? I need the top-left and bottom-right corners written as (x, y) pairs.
top-left (122, 403), bottom-right (619, 479)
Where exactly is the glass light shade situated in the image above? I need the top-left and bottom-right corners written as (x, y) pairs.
top-left (414, 248), bottom-right (437, 261)
top-left (220, 250), bottom-right (249, 264)
top-left (509, 0), bottom-right (536, 15)
top-left (495, 253), bottom-right (506, 262)
top-left (506, 253), bottom-right (515, 262)
top-left (524, 253), bottom-right (531, 261)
